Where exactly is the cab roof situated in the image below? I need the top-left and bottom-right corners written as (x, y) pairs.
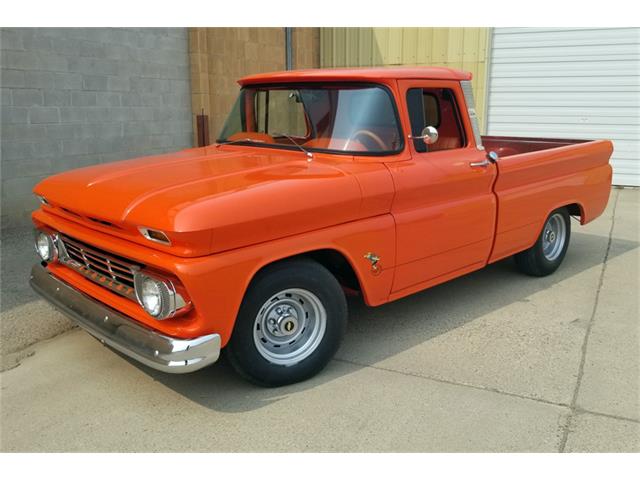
top-left (238, 66), bottom-right (473, 85)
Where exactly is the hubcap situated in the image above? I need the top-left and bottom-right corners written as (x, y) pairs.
top-left (542, 213), bottom-right (567, 261)
top-left (253, 288), bottom-right (327, 366)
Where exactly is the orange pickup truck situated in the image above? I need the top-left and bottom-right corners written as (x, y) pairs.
top-left (30, 67), bottom-right (613, 386)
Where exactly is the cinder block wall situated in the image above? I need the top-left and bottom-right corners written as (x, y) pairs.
top-left (1, 28), bottom-right (193, 228)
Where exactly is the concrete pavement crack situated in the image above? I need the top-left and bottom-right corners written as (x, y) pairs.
top-left (333, 357), bottom-right (572, 409)
top-left (558, 188), bottom-right (620, 452)
top-left (335, 356), bottom-right (640, 427)
top-left (574, 407), bottom-right (640, 425)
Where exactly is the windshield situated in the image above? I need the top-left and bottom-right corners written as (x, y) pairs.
top-left (217, 84), bottom-right (403, 155)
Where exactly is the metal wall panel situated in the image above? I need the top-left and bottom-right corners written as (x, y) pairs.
top-left (486, 28), bottom-right (640, 186)
top-left (320, 28), bottom-right (491, 131)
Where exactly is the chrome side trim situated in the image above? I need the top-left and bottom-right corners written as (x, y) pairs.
top-left (30, 264), bottom-right (221, 374)
top-left (460, 80), bottom-right (484, 151)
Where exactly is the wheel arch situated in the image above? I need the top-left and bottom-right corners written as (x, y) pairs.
top-left (248, 247), bottom-right (365, 297)
top-left (531, 202), bottom-right (579, 247)
top-left (563, 202), bottom-right (585, 223)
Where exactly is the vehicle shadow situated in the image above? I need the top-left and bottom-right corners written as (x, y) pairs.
top-left (134, 230), bottom-right (638, 413)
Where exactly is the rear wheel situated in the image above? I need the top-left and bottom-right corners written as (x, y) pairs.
top-left (515, 208), bottom-right (571, 277)
top-left (226, 258), bottom-right (347, 387)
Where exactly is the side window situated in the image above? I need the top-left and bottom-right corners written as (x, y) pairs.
top-left (406, 87), bottom-right (465, 153)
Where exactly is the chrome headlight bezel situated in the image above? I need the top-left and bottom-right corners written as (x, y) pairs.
top-left (133, 271), bottom-right (187, 320)
top-left (34, 230), bottom-right (58, 263)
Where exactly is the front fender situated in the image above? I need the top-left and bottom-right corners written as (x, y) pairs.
top-left (181, 214), bottom-right (397, 346)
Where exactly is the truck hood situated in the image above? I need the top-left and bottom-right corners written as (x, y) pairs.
top-left (34, 146), bottom-right (376, 256)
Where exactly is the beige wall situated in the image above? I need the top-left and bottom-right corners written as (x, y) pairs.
top-left (188, 28), bottom-right (491, 140)
top-left (188, 28), bottom-right (320, 142)
top-left (320, 28), bottom-right (491, 131)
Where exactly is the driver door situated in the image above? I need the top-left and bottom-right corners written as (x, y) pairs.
top-left (387, 79), bottom-right (498, 298)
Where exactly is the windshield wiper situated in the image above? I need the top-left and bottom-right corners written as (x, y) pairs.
top-left (216, 133), bottom-right (313, 161)
top-left (272, 132), bottom-right (313, 161)
top-left (215, 137), bottom-right (265, 148)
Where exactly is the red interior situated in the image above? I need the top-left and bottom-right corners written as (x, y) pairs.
top-left (428, 89), bottom-right (464, 152)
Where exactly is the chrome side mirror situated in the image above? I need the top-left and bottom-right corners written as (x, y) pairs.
top-left (487, 151), bottom-right (499, 163)
top-left (409, 126), bottom-right (439, 145)
top-left (421, 126), bottom-right (439, 145)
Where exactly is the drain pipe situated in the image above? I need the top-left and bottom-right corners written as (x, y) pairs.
top-left (285, 27), bottom-right (293, 70)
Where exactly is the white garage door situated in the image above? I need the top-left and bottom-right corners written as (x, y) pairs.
top-left (486, 28), bottom-right (640, 186)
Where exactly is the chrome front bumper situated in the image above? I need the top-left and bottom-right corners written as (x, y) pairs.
top-left (29, 263), bottom-right (221, 373)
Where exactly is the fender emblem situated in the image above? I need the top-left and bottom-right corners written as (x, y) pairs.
top-left (364, 252), bottom-right (381, 274)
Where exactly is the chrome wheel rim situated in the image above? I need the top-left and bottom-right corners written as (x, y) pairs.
top-left (253, 288), bottom-right (327, 366)
top-left (542, 213), bottom-right (567, 261)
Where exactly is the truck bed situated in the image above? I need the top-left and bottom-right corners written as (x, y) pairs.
top-left (482, 135), bottom-right (613, 264)
top-left (481, 135), bottom-right (591, 158)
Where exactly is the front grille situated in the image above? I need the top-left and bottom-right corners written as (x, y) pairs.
top-left (58, 235), bottom-right (141, 300)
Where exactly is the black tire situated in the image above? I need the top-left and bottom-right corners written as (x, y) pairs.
top-left (226, 258), bottom-right (348, 387)
top-left (515, 207), bottom-right (571, 277)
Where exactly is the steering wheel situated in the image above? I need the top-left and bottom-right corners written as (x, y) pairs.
top-left (345, 129), bottom-right (387, 151)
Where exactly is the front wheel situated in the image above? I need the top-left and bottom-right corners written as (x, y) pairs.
top-left (226, 258), bottom-right (347, 387)
top-left (515, 207), bottom-right (571, 277)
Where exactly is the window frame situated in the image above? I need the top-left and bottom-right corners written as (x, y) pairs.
top-left (217, 82), bottom-right (406, 157)
top-left (405, 86), bottom-right (467, 154)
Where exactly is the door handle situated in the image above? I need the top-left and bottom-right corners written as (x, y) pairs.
top-left (469, 159), bottom-right (490, 168)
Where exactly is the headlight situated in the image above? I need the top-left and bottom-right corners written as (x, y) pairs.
top-left (34, 230), bottom-right (57, 262)
top-left (134, 272), bottom-right (178, 319)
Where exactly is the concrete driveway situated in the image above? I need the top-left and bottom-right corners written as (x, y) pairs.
top-left (1, 188), bottom-right (638, 452)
